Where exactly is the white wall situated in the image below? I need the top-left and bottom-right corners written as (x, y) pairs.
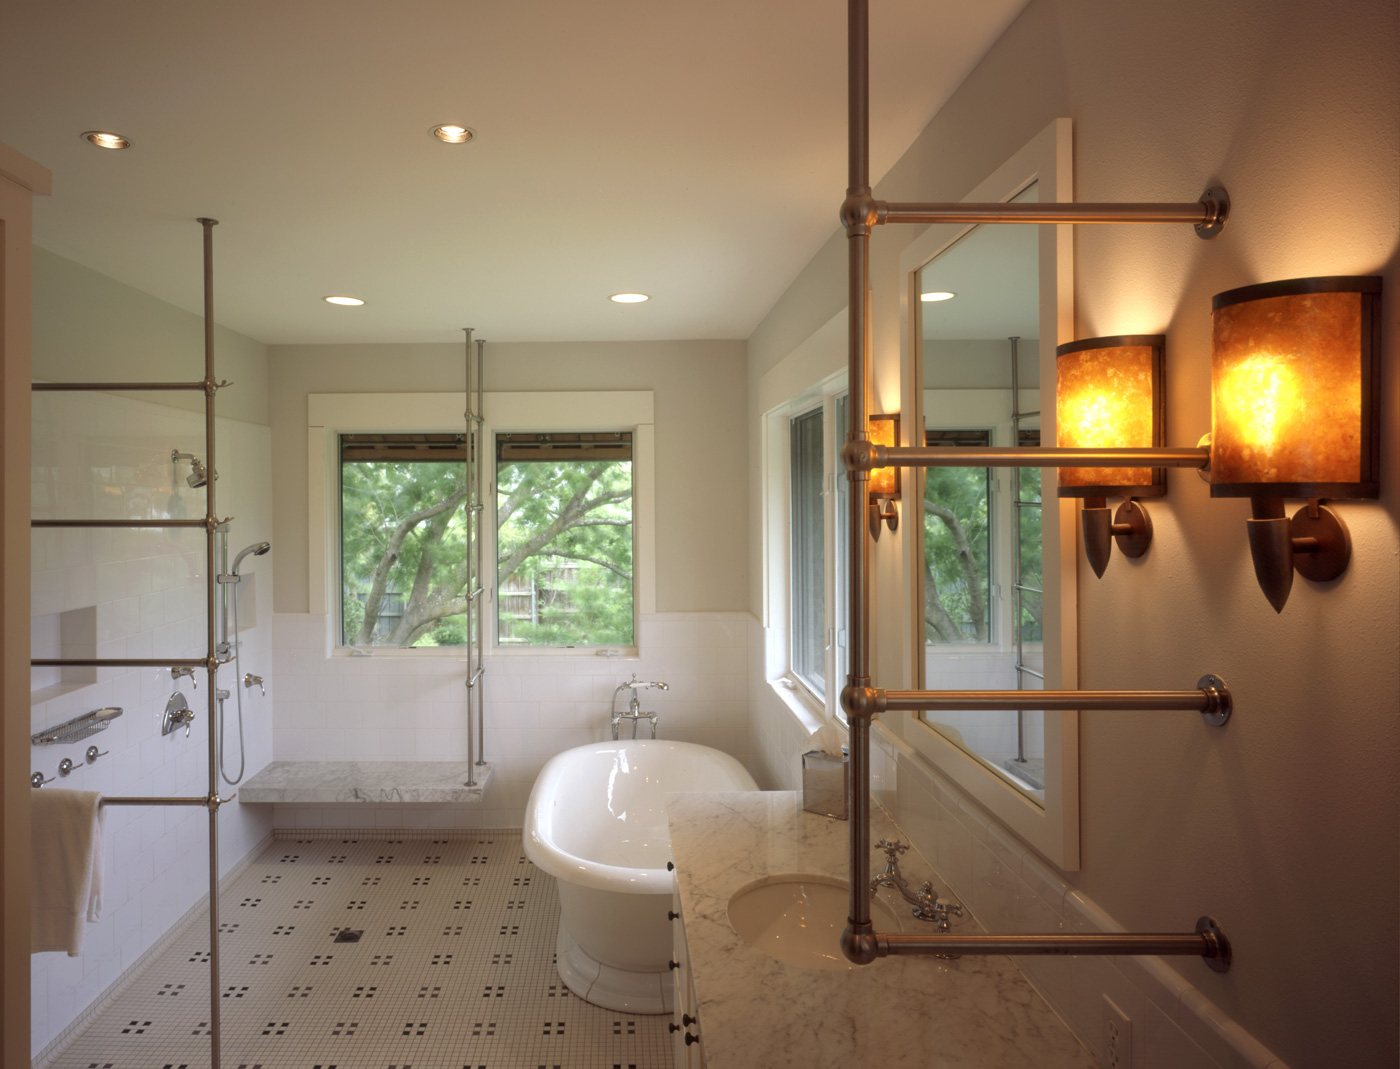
top-left (29, 256), bottom-right (275, 1057)
top-left (746, 1), bottom-right (1400, 1067)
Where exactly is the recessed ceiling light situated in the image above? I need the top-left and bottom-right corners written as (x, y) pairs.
top-left (431, 124), bottom-right (475, 144)
top-left (609, 293), bottom-right (650, 304)
top-left (921, 291), bottom-right (956, 302)
top-left (81, 130), bottom-right (131, 150)
top-left (324, 295), bottom-right (365, 306)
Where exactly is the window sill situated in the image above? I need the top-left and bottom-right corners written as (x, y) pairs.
top-left (767, 677), bottom-right (830, 737)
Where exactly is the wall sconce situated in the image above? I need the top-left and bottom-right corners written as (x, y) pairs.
top-left (1055, 335), bottom-right (1166, 577)
top-left (1210, 275), bottom-right (1382, 611)
top-left (868, 413), bottom-right (901, 539)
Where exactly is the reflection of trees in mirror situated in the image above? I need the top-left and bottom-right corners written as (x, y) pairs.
top-left (497, 459), bottom-right (633, 647)
top-left (1017, 466), bottom-right (1044, 643)
top-left (923, 464), bottom-right (991, 643)
top-left (341, 456), bottom-right (633, 648)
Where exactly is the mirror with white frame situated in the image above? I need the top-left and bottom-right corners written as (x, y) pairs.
top-left (896, 119), bottom-right (1080, 869)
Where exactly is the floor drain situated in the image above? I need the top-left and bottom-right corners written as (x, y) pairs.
top-left (334, 930), bottom-right (363, 943)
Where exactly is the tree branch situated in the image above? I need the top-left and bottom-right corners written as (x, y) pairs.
top-left (538, 549), bottom-right (633, 581)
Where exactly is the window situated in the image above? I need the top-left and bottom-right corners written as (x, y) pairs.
top-left (764, 378), bottom-right (848, 719)
top-left (340, 433), bottom-right (474, 647)
top-left (308, 391), bottom-right (655, 656)
top-left (495, 432), bottom-right (633, 647)
top-left (923, 429), bottom-right (994, 644)
top-left (789, 409), bottom-right (825, 696)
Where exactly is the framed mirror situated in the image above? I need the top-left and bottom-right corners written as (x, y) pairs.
top-left (895, 119), bottom-right (1080, 869)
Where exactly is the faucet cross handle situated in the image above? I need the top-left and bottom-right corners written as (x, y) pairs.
top-left (877, 838), bottom-right (909, 859)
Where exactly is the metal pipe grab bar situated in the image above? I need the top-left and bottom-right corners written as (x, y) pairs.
top-left (879, 199), bottom-right (1222, 227)
top-left (32, 380), bottom-right (210, 392)
top-left (865, 445), bottom-right (1212, 470)
top-left (32, 518), bottom-right (212, 528)
top-left (32, 657), bottom-right (208, 668)
top-left (873, 921), bottom-right (1230, 973)
top-left (878, 674), bottom-right (1232, 725)
top-left (98, 794), bottom-right (234, 807)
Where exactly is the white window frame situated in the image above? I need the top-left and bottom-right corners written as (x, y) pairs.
top-left (762, 371), bottom-right (849, 722)
top-left (308, 391), bottom-right (655, 657)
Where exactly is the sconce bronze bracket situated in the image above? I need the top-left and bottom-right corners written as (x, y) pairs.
top-left (1246, 499), bottom-right (1351, 612)
top-left (869, 498), bottom-right (898, 539)
top-left (1082, 498), bottom-right (1153, 577)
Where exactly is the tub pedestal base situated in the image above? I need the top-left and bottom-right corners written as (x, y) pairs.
top-left (556, 920), bottom-right (674, 1015)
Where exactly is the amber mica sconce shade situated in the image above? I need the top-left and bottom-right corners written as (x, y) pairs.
top-left (1210, 275), bottom-right (1382, 611)
top-left (1055, 335), bottom-right (1165, 577)
top-left (868, 414), bottom-right (901, 540)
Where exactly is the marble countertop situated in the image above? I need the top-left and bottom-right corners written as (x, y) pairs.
top-left (666, 792), bottom-right (1097, 1069)
top-left (239, 760), bottom-right (493, 804)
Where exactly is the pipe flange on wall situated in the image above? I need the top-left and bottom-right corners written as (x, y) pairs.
top-left (1197, 915), bottom-right (1232, 973)
top-left (1197, 674), bottom-right (1231, 726)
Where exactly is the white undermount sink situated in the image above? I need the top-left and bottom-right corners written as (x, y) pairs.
top-left (727, 872), bottom-right (903, 971)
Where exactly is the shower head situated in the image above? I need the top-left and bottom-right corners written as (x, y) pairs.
top-left (171, 450), bottom-right (216, 488)
top-left (231, 541), bottom-right (271, 575)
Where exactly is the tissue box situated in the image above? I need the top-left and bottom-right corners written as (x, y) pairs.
top-left (802, 748), bottom-right (849, 820)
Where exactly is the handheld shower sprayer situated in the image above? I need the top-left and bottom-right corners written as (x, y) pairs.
top-left (171, 449), bottom-right (216, 488)
top-left (217, 537), bottom-right (271, 786)
top-left (231, 541), bottom-right (272, 575)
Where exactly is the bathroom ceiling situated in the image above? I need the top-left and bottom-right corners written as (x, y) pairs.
top-left (0, 0), bottom-right (1027, 345)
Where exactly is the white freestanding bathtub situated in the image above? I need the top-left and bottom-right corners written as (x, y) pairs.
top-left (523, 739), bottom-right (759, 1013)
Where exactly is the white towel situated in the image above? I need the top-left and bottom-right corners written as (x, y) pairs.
top-left (31, 789), bottom-right (106, 957)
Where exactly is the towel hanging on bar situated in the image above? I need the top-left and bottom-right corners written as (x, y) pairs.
top-left (31, 789), bottom-right (106, 956)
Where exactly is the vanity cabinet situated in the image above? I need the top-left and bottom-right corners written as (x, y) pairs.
top-left (671, 877), bottom-right (704, 1067)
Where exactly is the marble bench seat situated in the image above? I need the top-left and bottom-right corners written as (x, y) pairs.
top-left (239, 760), bottom-right (493, 805)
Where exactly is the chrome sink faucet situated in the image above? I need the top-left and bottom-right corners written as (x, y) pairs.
top-left (872, 838), bottom-right (964, 934)
top-left (610, 674), bottom-right (668, 739)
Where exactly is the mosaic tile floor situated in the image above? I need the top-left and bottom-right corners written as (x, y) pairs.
top-left (47, 833), bottom-right (673, 1069)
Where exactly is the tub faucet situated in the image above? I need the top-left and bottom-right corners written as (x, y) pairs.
top-left (871, 838), bottom-right (963, 936)
top-left (611, 674), bottom-right (668, 739)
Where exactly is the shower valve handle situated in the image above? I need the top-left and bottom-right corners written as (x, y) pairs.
top-left (243, 673), bottom-right (265, 696)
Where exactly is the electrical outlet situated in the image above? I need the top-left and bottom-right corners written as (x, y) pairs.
top-left (1102, 994), bottom-right (1133, 1069)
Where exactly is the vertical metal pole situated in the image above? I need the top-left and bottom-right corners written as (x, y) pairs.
top-left (844, 0), bottom-right (874, 945)
top-left (196, 217), bottom-right (222, 1069)
top-left (463, 329), bottom-right (476, 787)
top-left (1009, 337), bottom-right (1026, 764)
top-left (474, 339), bottom-right (487, 767)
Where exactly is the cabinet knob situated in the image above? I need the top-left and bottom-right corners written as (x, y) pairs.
top-left (668, 1023), bottom-right (680, 1033)
top-left (668, 910), bottom-right (679, 920)
top-left (683, 1013), bottom-right (698, 1026)
top-left (668, 960), bottom-right (680, 970)
top-left (666, 861), bottom-right (675, 871)
top-left (685, 1032), bottom-right (700, 1046)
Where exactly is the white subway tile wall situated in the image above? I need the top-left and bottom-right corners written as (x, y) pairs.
top-left (747, 615), bottom-right (1285, 1069)
top-left (268, 610), bottom-right (751, 829)
top-left (29, 392), bottom-right (276, 1058)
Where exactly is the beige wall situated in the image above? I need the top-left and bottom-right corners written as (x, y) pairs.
top-left (2, 140), bottom-right (50, 1069)
top-left (268, 340), bottom-right (748, 616)
top-left (32, 248), bottom-right (270, 426)
top-left (745, 0), bottom-right (1399, 1065)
